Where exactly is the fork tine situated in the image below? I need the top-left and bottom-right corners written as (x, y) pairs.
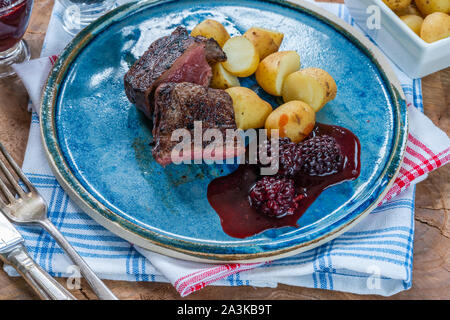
top-left (0, 193), bottom-right (5, 207)
top-left (0, 143), bottom-right (34, 194)
top-left (0, 175), bottom-right (16, 204)
top-left (0, 154), bottom-right (25, 197)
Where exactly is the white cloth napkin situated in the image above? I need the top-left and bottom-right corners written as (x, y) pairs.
top-left (6, 1), bottom-right (450, 297)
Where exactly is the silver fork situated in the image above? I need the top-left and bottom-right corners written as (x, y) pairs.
top-left (0, 143), bottom-right (118, 300)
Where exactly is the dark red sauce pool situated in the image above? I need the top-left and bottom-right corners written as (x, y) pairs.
top-left (207, 123), bottom-right (361, 238)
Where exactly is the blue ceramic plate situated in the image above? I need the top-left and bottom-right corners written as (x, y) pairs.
top-left (41, 0), bottom-right (408, 262)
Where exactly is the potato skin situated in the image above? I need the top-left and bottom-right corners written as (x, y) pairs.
top-left (243, 27), bottom-right (284, 60)
top-left (302, 68), bottom-right (337, 105)
top-left (222, 36), bottom-right (260, 77)
top-left (255, 51), bottom-right (301, 96)
top-left (225, 87), bottom-right (273, 130)
top-left (400, 14), bottom-right (424, 35)
top-left (394, 3), bottom-right (422, 16)
top-left (210, 63), bottom-right (240, 90)
top-left (265, 101), bottom-right (315, 143)
top-left (190, 19), bottom-right (230, 47)
top-left (382, 0), bottom-right (412, 11)
top-left (282, 68), bottom-right (337, 112)
top-left (420, 12), bottom-right (450, 43)
top-left (415, 0), bottom-right (450, 16)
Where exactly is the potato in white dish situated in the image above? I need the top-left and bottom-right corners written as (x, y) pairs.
top-left (400, 14), bottom-right (424, 35)
top-left (415, 0), bottom-right (450, 16)
top-left (420, 12), bottom-right (450, 43)
top-left (382, 0), bottom-right (412, 11)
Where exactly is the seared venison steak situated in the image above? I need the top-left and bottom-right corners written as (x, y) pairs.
top-left (124, 26), bottom-right (226, 119)
top-left (152, 82), bottom-right (240, 166)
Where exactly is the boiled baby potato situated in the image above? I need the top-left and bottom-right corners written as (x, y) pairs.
top-left (222, 36), bottom-right (260, 77)
top-left (265, 100), bottom-right (315, 143)
top-left (210, 63), bottom-right (240, 89)
top-left (382, 0), bottom-right (411, 11)
top-left (400, 14), bottom-right (424, 35)
top-left (255, 51), bottom-right (300, 96)
top-left (225, 87), bottom-right (272, 130)
top-left (282, 68), bottom-right (337, 112)
top-left (395, 3), bottom-right (422, 16)
top-left (415, 0), bottom-right (450, 16)
top-left (190, 19), bottom-right (230, 47)
top-left (420, 12), bottom-right (450, 43)
top-left (243, 27), bottom-right (284, 60)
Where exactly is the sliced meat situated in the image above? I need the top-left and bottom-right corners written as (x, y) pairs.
top-left (201, 36), bottom-right (228, 62)
top-left (124, 26), bottom-right (226, 119)
top-left (152, 82), bottom-right (242, 166)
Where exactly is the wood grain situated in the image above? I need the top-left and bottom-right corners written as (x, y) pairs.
top-left (0, 0), bottom-right (448, 300)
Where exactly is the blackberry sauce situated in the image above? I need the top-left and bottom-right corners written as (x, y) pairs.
top-left (207, 123), bottom-right (361, 238)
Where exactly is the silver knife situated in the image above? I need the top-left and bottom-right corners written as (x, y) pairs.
top-left (0, 211), bottom-right (76, 300)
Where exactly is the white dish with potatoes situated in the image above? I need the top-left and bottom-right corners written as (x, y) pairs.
top-left (345, 0), bottom-right (450, 78)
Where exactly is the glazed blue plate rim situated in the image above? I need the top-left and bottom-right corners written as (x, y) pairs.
top-left (40, 0), bottom-right (408, 262)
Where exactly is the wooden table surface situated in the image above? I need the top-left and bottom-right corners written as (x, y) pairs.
top-left (0, 0), bottom-right (448, 300)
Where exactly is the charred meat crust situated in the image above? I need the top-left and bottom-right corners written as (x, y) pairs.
top-left (124, 26), bottom-right (226, 119)
top-left (152, 82), bottom-right (237, 166)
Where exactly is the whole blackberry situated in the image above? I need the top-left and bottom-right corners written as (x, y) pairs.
top-left (299, 135), bottom-right (344, 176)
top-left (258, 137), bottom-right (303, 177)
top-left (249, 176), bottom-right (298, 218)
top-left (277, 138), bottom-right (303, 177)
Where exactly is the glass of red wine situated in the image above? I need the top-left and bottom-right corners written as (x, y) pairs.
top-left (0, 0), bottom-right (33, 78)
top-left (59, 0), bottom-right (115, 35)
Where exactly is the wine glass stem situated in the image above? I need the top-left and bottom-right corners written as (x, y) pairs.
top-left (0, 40), bottom-right (31, 78)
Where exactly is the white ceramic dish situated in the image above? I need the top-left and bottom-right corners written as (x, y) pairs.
top-left (345, 0), bottom-right (450, 78)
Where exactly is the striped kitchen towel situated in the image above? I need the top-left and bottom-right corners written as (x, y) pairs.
top-left (5, 1), bottom-right (450, 297)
